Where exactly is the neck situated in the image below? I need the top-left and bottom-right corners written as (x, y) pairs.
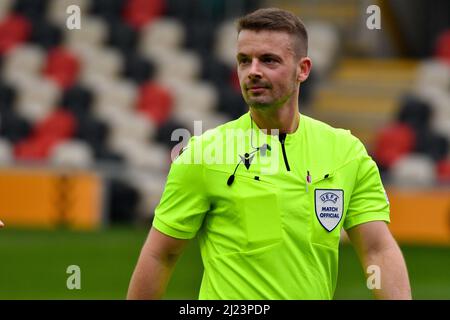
top-left (250, 102), bottom-right (300, 134)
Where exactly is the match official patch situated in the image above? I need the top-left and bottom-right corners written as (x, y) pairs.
top-left (315, 189), bottom-right (344, 232)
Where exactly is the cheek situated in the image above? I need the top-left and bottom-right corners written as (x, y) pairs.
top-left (272, 73), bottom-right (290, 88)
top-left (237, 70), bottom-right (246, 85)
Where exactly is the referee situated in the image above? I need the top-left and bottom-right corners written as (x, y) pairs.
top-left (127, 8), bottom-right (411, 300)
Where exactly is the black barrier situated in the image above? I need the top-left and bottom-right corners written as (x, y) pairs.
top-left (0, 300), bottom-right (443, 319)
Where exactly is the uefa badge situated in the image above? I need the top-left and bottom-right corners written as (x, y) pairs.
top-left (315, 189), bottom-right (344, 232)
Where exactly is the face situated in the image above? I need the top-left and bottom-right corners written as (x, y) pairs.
top-left (236, 30), bottom-right (309, 110)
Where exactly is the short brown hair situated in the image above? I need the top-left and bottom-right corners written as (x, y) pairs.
top-left (237, 8), bottom-right (308, 57)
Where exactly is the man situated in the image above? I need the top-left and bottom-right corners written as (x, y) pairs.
top-left (0, 220), bottom-right (3, 228)
top-left (127, 8), bottom-right (411, 300)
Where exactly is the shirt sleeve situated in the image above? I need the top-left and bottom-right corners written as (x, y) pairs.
top-left (344, 140), bottom-right (390, 230)
top-left (152, 138), bottom-right (209, 239)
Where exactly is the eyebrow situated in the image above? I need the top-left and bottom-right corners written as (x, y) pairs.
top-left (236, 53), bottom-right (248, 60)
top-left (260, 53), bottom-right (282, 60)
top-left (236, 53), bottom-right (282, 60)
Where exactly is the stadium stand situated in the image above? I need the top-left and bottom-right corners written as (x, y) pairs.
top-left (0, 0), bottom-right (448, 229)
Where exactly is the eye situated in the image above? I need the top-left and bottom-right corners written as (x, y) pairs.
top-left (238, 57), bottom-right (251, 65)
top-left (262, 56), bottom-right (278, 64)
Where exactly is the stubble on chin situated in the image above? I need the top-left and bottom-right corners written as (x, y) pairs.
top-left (244, 95), bottom-right (272, 109)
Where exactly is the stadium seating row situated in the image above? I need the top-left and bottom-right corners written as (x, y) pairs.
top-left (1, 0), bottom-right (448, 223)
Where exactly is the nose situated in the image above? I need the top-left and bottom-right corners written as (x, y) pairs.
top-left (248, 59), bottom-right (263, 79)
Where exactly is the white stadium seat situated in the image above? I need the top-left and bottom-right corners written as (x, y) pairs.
top-left (416, 60), bottom-right (450, 93)
top-left (128, 142), bottom-right (170, 171)
top-left (126, 170), bottom-right (166, 219)
top-left (0, 0), bottom-right (13, 19)
top-left (172, 107), bottom-right (230, 132)
top-left (109, 137), bottom-right (169, 171)
top-left (64, 16), bottom-right (107, 48)
top-left (79, 69), bottom-right (113, 94)
top-left (71, 44), bottom-right (123, 79)
top-left (105, 109), bottom-right (156, 143)
top-left (2, 45), bottom-right (45, 79)
top-left (50, 140), bottom-right (94, 168)
top-left (177, 81), bottom-right (218, 112)
top-left (214, 20), bottom-right (238, 68)
top-left (160, 78), bottom-right (217, 113)
top-left (92, 79), bottom-right (137, 113)
top-left (430, 92), bottom-right (450, 119)
top-left (151, 49), bottom-right (201, 82)
top-left (0, 139), bottom-right (12, 164)
top-left (417, 87), bottom-right (450, 140)
top-left (433, 118), bottom-right (450, 142)
top-left (391, 154), bottom-right (437, 187)
top-left (307, 21), bottom-right (339, 78)
top-left (48, 0), bottom-right (91, 26)
top-left (15, 77), bottom-right (60, 123)
top-left (140, 18), bottom-right (185, 53)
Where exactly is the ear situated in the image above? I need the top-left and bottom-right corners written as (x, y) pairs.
top-left (297, 57), bottom-right (312, 83)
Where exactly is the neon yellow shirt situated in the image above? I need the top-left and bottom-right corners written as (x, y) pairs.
top-left (153, 112), bottom-right (390, 299)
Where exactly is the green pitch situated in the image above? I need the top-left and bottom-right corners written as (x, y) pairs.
top-left (0, 227), bottom-right (449, 299)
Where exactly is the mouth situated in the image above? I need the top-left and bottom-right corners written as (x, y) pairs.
top-left (247, 86), bottom-right (268, 93)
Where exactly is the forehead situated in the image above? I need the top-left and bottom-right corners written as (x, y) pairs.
top-left (237, 30), bottom-right (295, 57)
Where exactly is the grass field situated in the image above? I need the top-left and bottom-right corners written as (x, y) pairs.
top-left (0, 227), bottom-right (449, 299)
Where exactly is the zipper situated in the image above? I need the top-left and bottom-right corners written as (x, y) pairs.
top-left (279, 133), bottom-right (291, 171)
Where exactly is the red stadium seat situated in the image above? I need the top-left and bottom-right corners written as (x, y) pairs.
top-left (123, 0), bottom-right (165, 29)
top-left (14, 135), bottom-right (61, 160)
top-left (436, 159), bottom-right (450, 183)
top-left (374, 123), bottom-right (416, 169)
top-left (137, 82), bottom-right (173, 126)
top-left (43, 47), bottom-right (80, 89)
top-left (14, 138), bottom-right (45, 160)
top-left (0, 14), bottom-right (31, 54)
top-left (33, 109), bottom-right (77, 140)
top-left (435, 29), bottom-right (450, 65)
top-left (15, 110), bottom-right (77, 160)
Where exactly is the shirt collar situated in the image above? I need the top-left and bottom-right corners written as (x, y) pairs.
top-left (244, 111), bottom-right (304, 144)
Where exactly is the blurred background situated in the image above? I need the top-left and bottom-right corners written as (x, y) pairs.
top-left (0, 0), bottom-right (449, 299)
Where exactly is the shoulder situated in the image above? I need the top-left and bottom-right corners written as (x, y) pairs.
top-left (302, 114), bottom-right (352, 139)
top-left (202, 115), bottom-right (246, 140)
top-left (186, 114), bottom-right (246, 147)
top-left (174, 114), bottom-right (247, 164)
top-left (302, 114), bottom-right (367, 162)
